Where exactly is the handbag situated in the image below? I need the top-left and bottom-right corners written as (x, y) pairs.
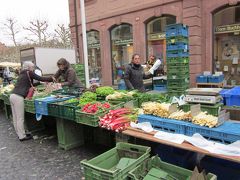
top-left (26, 71), bottom-right (36, 99)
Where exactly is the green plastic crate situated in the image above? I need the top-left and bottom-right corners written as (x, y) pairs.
top-left (48, 102), bottom-right (63, 118)
top-left (167, 65), bottom-right (189, 74)
top-left (167, 57), bottom-right (189, 63)
top-left (0, 94), bottom-right (3, 100)
top-left (81, 142), bottom-right (151, 180)
top-left (167, 61), bottom-right (189, 66)
top-left (128, 156), bottom-right (217, 180)
top-left (167, 85), bottom-right (189, 92)
top-left (168, 91), bottom-right (186, 97)
top-left (61, 102), bottom-right (79, 121)
top-left (167, 78), bottom-right (190, 86)
top-left (56, 118), bottom-right (84, 150)
top-left (167, 72), bottom-right (189, 80)
top-left (4, 104), bottom-right (12, 120)
top-left (75, 102), bottom-right (125, 127)
top-left (2, 94), bottom-right (10, 105)
top-left (75, 110), bottom-right (105, 127)
top-left (166, 36), bottom-right (189, 44)
top-left (24, 99), bottom-right (35, 114)
top-left (180, 103), bottom-right (223, 116)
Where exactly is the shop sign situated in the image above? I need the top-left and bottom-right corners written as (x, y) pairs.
top-left (113, 39), bottom-right (133, 45)
top-left (88, 43), bottom-right (100, 48)
top-left (215, 24), bottom-right (240, 34)
top-left (148, 33), bottom-right (166, 40)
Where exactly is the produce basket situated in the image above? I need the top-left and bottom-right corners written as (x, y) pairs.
top-left (48, 100), bottom-right (79, 120)
top-left (81, 142), bottom-right (151, 180)
top-left (24, 99), bottom-right (35, 114)
top-left (180, 103), bottom-right (223, 116)
top-left (61, 102), bottom-right (79, 121)
top-left (128, 156), bottom-right (216, 180)
top-left (35, 95), bottom-right (74, 115)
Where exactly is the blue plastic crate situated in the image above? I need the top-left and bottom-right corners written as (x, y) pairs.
top-left (196, 75), bottom-right (208, 83)
top-left (166, 50), bottom-right (189, 58)
top-left (219, 89), bottom-right (229, 105)
top-left (166, 24), bottom-right (188, 37)
top-left (224, 86), bottom-right (240, 106)
top-left (208, 75), bottom-right (224, 83)
top-left (166, 42), bottom-right (188, 51)
top-left (185, 121), bottom-right (240, 144)
top-left (153, 85), bottom-right (167, 91)
top-left (35, 96), bottom-right (74, 115)
top-left (138, 114), bottom-right (186, 134)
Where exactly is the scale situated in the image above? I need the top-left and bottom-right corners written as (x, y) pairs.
top-left (185, 94), bottom-right (222, 104)
top-left (185, 88), bottom-right (223, 104)
top-left (186, 88), bottom-right (222, 96)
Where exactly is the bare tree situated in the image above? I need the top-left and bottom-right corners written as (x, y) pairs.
top-left (54, 24), bottom-right (72, 48)
top-left (23, 20), bottom-right (50, 45)
top-left (2, 17), bottom-right (20, 47)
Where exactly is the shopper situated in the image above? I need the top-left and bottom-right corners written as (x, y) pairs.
top-left (10, 61), bottom-right (54, 141)
top-left (53, 58), bottom-right (84, 89)
top-left (146, 55), bottom-right (156, 68)
top-left (124, 54), bottom-right (152, 92)
top-left (3, 67), bottom-right (13, 84)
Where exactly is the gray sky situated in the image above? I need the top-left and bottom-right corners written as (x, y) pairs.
top-left (0, 0), bottom-right (70, 46)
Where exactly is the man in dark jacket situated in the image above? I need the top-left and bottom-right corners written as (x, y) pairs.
top-left (124, 54), bottom-right (151, 92)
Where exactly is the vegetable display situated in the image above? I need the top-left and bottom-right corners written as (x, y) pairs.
top-left (96, 86), bottom-right (115, 97)
top-left (141, 102), bottom-right (219, 128)
top-left (63, 98), bottom-right (79, 104)
top-left (142, 102), bottom-right (172, 118)
top-left (81, 102), bottom-right (111, 114)
top-left (79, 91), bottom-right (97, 106)
top-left (168, 110), bottom-right (192, 121)
top-left (99, 108), bottom-right (137, 132)
top-left (0, 84), bottom-right (14, 94)
top-left (105, 91), bottom-right (137, 101)
top-left (192, 112), bottom-right (218, 128)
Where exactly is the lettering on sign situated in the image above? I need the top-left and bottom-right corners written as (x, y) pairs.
top-left (113, 39), bottom-right (133, 45)
top-left (148, 33), bottom-right (166, 40)
top-left (215, 24), bottom-right (240, 34)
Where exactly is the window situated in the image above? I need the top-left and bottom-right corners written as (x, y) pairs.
top-left (87, 30), bottom-right (101, 84)
top-left (110, 24), bottom-right (133, 84)
top-left (146, 16), bottom-right (176, 63)
top-left (213, 5), bottom-right (240, 85)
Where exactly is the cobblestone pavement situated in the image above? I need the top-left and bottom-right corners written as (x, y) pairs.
top-left (0, 110), bottom-right (107, 180)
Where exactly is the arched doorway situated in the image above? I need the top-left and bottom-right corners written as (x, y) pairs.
top-left (110, 24), bottom-right (133, 85)
top-left (213, 4), bottom-right (240, 85)
top-left (146, 16), bottom-right (176, 64)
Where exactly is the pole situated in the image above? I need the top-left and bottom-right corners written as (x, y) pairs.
top-left (80, 0), bottom-right (90, 88)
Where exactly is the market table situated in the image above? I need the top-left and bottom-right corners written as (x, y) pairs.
top-left (196, 82), bottom-right (223, 88)
top-left (122, 127), bottom-right (240, 164)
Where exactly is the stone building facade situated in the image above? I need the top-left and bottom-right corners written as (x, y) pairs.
top-left (68, 0), bottom-right (240, 86)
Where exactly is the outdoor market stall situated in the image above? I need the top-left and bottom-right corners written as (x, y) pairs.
top-left (1, 23), bottom-right (240, 179)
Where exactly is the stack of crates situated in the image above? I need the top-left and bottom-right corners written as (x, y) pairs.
top-left (71, 64), bottom-right (85, 85)
top-left (166, 24), bottom-right (190, 96)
